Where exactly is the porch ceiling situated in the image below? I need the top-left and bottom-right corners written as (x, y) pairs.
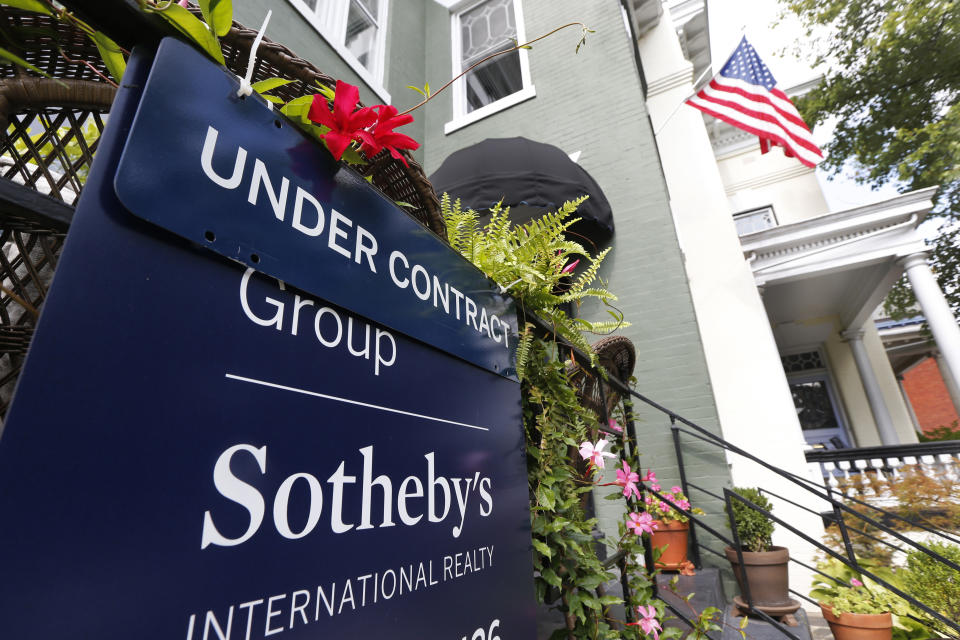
top-left (741, 188), bottom-right (936, 341)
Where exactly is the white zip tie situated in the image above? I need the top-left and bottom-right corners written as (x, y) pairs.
top-left (237, 10), bottom-right (272, 99)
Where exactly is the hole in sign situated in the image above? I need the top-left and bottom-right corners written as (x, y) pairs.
top-left (250, 253), bottom-right (261, 264)
top-left (204, 230), bottom-right (216, 242)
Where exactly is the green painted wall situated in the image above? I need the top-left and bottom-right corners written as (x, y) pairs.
top-left (419, 0), bottom-right (732, 563)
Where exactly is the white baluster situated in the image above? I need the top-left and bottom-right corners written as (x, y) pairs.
top-left (887, 457), bottom-right (902, 480)
top-left (824, 462), bottom-right (840, 490)
top-left (871, 458), bottom-right (886, 481)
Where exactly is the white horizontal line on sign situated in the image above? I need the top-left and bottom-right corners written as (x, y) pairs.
top-left (224, 373), bottom-right (490, 432)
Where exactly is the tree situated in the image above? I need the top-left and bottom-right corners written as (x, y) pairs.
top-left (780, 0), bottom-right (960, 319)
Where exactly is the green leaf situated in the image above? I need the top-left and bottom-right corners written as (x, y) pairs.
top-left (252, 77), bottom-right (295, 93)
top-left (531, 539), bottom-right (552, 559)
top-left (154, 4), bottom-right (225, 65)
top-left (260, 95), bottom-right (284, 104)
top-left (394, 200), bottom-right (416, 209)
top-left (313, 81), bottom-right (336, 100)
top-left (406, 85), bottom-right (426, 98)
top-left (90, 31), bottom-right (125, 82)
top-left (0, 0), bottom-right (52, 15)
top-left (340, 145), bottom-right (366, 166)
top-left (540, 567), bottom-right (561, 587)
top-left (536, 485), bottom-right (556, 510)
top-left (199, 0), bottom-right (233, 37)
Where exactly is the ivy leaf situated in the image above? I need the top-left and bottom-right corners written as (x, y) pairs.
top-left (260, 94), bottom-right (284, 104)
top-left (252, 77), bottom-right (295, 93)
top-left (154, 4), bottom-right (225, 65)
top-left (0, 0), bottom-right (52, 15)
top-left (199, 0), bottom-right (233, 37)
top-left (394, 200), bottom-right (416, 209)
top-left (90, 31), bottom-right (125, 82)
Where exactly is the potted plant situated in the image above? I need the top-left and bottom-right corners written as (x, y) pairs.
top-left (813, 575), bottom-right (905, 640)
top-left (724, 487), bottom-right (794, 610)
top-left (644, 472), bottom-right (703, 569)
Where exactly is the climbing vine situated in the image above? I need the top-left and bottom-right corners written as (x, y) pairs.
top-left (441, 196), bottom-right (726, 640)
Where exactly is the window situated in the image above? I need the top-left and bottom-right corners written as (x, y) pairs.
top-left (733, 205), bottom-right (777, 236)
top-left (289, 0), bottom-right (390, 102)
top-left (782, 350), bottom-right (852, 449)
top-left (447, 0), bottom-right (534, 133)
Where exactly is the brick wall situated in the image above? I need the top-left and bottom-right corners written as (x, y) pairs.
top-left (902, 357), bottom-right (960, 432)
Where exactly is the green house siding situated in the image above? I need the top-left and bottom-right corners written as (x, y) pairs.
top-left (420, 0), bottom-right (731, 550)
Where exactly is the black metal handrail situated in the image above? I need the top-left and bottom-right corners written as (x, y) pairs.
top-left (522, 310), bottom-right (960, 639)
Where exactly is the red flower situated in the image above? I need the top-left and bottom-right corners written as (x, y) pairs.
top-left (357, 105), bottom-right (420, 166)
top-left (308, 80), bottom-right (376, 161)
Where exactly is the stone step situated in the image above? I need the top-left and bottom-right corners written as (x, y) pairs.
top-left (657, 567), bottom-right (727, 637)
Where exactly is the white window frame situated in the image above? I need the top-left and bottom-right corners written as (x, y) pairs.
top-left (445, 0), bottom-right (535, 135)
top-left (287, 0), bottom-right (391, 103)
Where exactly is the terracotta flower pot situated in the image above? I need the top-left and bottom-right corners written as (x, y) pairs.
top-left (724, 546), bottom-right (791, 607)
top-left (651, 519), bottom-right (688, 569)
top-left (819, 603), bottom-right (892, 640)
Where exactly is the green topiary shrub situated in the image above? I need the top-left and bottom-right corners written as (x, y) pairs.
top-left (726, 487), bottom-right (775, 552)
top-left (902, 541), bottom-right (960, 634)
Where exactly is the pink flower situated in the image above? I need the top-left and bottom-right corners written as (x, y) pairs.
top-left (560, 258), bottom-right (580, 274)
top-left (608, 418), bottom-right (623, 433)
top-left (670, 486), bottom-right (683, 494)
top-left (178, 0), bottom-right (190, 6)
top-left (643, 470), bottom-right (657, 483)
top-left (675, 498), bottom-right (691, 511)
top-left (308, 81), bottom-right (377, 161)
top-left (615, 461), bottom-right (641, 499)
top-left (626, 512), bottom-right (658, 536)
top-left (578, 439), bottom-right (616, 470)
top-left (851, 578), bottom-right (863, 587)
top-left (650, 482), bottom-right (661, 492)
top-left (629, 604), bottom-right (662, 639)
top-left (644, 495), bottom-right (654, 505)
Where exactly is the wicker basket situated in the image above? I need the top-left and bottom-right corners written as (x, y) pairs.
top-left (0, 7), bottom-right (444, 419)
top-left (568, 335), bottom-right (637, 422)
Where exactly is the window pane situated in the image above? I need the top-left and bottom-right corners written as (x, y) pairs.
top-left (345, 1), bottom-right (378, 70)
top-left (460, 0), bottom-right (516, 64)
top-left (464, 46), bottom-right (522, 112)
top-left (789, 380), bottom-right (840, 431)
top-left (733, 207), bottom-right (776, 236)
top-left (356, 0), bottom-right (379, 17)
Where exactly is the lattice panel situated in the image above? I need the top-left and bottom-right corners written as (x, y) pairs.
top-left (1, 109), bottom-right (105, 205)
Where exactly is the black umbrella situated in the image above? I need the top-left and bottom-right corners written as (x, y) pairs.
top-left (429, 137), bottom-right (614, 249)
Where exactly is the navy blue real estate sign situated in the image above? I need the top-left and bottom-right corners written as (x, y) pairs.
top-left (115, 39), bottom-right (517, 381)
top-left (0, 39), bottom-right (535, 640)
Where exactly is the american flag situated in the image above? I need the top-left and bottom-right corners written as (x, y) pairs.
top-left (686, 37), bottom-right (823, 168)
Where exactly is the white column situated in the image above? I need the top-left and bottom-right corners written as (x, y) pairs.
top-left (842, 329), bottom-right (899, 445)
top-left (935, 353), bottom-right (960, 418)
top-left (902, 252), bottom-right (960, 394)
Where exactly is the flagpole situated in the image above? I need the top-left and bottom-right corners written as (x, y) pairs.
top-left (652, 63), bottom-right (713, 137)
top-left (650, 30), bottom-right (751, 137)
